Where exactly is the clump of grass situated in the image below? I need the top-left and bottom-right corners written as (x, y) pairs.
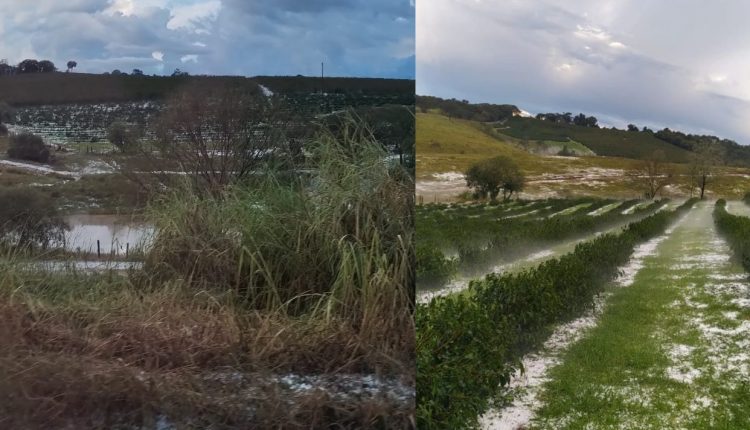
top-left (141, 116), bottom-right (414, 369)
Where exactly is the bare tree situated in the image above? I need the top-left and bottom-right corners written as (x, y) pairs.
top-left (683, 161), bottom-right (700, 198)
top-left (690, 141), bottom-right (724, 199)
top-left (129, 83), bottom-right (309, 196)
top-left (637, 150), bottom-right (672, 199)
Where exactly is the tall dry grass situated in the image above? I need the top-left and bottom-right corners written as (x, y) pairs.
top-left (141, 116), bottom-right (414, 370)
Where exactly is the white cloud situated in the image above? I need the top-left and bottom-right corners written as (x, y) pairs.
top-left (104, 0), bottom-right (134, 16)
top-left (417, 0), bottom-right (750, 142)
top-left (152, 51), bottom-right (164, 61)
top-left (0, 0), bottom-right (413, 78)
top-left (167, 0), bottom-right (222, 32)
top-left (104, 0), bottom-right (168, 17)
top-left (574, 24), bottom-right (611, 41)
top-left (180, 54), bottom-right (198, 63)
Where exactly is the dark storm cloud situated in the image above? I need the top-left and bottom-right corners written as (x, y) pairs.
top-left (417, 0), bottom-right (750, 143)
top-left (0, 0), bottom-right (414, 78)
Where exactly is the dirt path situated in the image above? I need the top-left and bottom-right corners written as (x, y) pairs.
top-left (484, 202), bottom-right (750, 429)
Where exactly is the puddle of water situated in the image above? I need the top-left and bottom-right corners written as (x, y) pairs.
top-left (63, 214), bottom-right (154, 256)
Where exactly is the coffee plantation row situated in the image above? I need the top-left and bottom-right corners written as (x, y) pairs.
top-left (417, 197), bottom-right (666, 287)
top-left (416, 197), bottom-right (698, 429)
top-left (714, 199), bottom-right (750, 272)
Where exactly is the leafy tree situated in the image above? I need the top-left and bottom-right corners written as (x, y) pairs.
top-left (415, 95), bottom-right (519, 122)
top-left (0, 59), bottom-right (15, 75)
top-left (17, 59), bottom-right (39, 73)
top-left (465, 156), bottom-right (525, 202)
top-left (132, 68), bottom-right (144, 76)
top-left (627, 124), bottom-right (639, 132)
top-left (107, 121), bottom-right (142, 153)
top-left (38, 60), bottom-right (56, 73)
top-left (66, 60), bottom-right (77, 72)
top-left (7, 132), bottom-right (50, 163)
top-left (573, 113), bottom-right (587, 126)
top-left (573, 113), bottom-right (598, 127)
top-left (111, 69), bottom-right (122, 75)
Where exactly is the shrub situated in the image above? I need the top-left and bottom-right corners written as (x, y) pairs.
top-left (416, 243), bottom-right (457, 286)
top-left (0, 101), bottom-right (15, 123)
top-left (0, 186), bottom-right (67, 249)
top-left (465, 156), bottom-right (525, 201)
top-left (714, 199), bottom-right (750, 271)
top-left (107, 121), bottom-right (142, 153)
top-left (7, 132), bottom-right (50, 163)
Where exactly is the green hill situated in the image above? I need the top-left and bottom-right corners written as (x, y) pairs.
top-left (499, 116), bottom-right (695, 162)
top-left (416, 112), bottom-right (648, 179)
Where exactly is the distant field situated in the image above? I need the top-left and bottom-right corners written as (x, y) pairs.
top-left (0, 73), bottom-right (414, 106)
top-left (501, 116), bottom-right (694, 162)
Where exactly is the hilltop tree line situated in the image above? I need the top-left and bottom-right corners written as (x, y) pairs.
top-left (416, 95), bottom-right (519, 122)
top-left (0, 59), bottom-right (67, 75)
top-left (0, 58), bottom-right (189, 78)
top-left (535, 112), bottom-right (599, 128)
top-left (620, 124), bottom-right (750, 168)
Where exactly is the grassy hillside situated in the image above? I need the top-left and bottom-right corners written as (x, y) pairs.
top-left (416, 112), bottom-right (643, 178)
top-left (500, 116), bottom-right (694, 162)
top-left (416, 112), bottom-right (750, 200)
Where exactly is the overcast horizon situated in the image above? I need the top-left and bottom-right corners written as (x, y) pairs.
top-left (417, 0), bottom-right (750, 143)
top-left (0, 0), bottom-right (415, 79)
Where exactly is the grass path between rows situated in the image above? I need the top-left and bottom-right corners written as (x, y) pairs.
top-left (505, 202), bottom-right (750, 429)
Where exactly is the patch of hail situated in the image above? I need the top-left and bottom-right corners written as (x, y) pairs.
top-left (480, 218), bottom-right (681, 430)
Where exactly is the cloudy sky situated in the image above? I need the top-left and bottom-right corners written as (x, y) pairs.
top-left (0, 0), bottom-right (414, 78)
top-left (417, 0), bottom-right (750, 143)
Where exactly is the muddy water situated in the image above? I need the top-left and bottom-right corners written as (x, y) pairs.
top-left (63, 214), bottom-right (154, 256)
